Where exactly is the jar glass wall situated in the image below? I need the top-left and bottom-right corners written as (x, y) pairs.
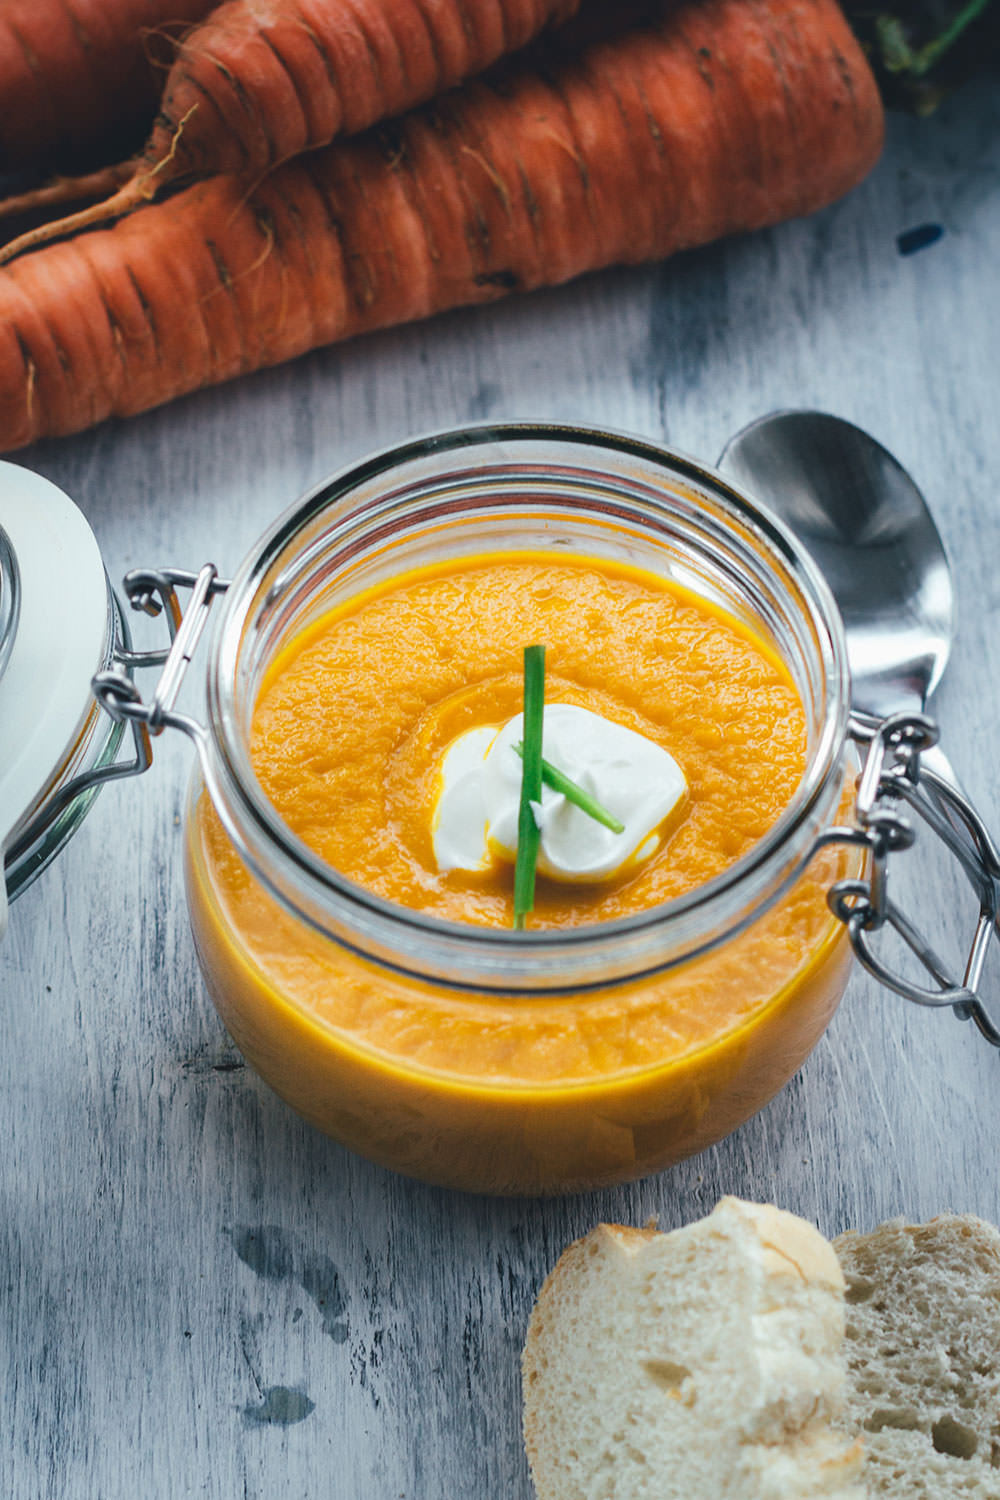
top-left (184, 425), bottom-right (859, 1194)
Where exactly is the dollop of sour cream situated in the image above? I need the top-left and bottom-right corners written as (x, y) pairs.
top-left (431, 703), bottom-right (686, 882)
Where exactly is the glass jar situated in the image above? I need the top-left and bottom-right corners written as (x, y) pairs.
top-left (180, 424), bottom-right (861, 1195)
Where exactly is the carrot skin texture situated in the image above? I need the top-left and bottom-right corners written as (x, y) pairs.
top-left (148, 0), bottom-right (583, 177)
top-left (0, 0), bottom-right (217, 171)
top-left (0, 0), bottom-right (884, 452)
top-left (0, 0), bottom-right (584, 263)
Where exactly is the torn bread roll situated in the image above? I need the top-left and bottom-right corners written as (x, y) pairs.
top-left (521, 1197), bottom-right (864, 1499)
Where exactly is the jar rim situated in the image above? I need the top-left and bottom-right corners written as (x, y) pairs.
top-left (200, 422), bottom-right (852, 991)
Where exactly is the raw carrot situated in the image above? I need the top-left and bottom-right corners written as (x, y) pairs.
top-left (0, 0), bottom-right (217, 172)
top-left (0, 0), bottom-right (884, 453)
top-left (0, 163), bottom-right (135, 227)
top-left (0, 0), bottom-right (581, 261)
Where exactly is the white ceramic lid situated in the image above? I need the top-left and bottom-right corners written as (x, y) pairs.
top-left (0, 462), bottom-right (109, 935)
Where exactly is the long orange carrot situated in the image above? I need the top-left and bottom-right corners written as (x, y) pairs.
top-left (0, 0), bottom-right (883, 453)
top-left (0, 0), bottom-right (217, 172)
top-left (0, 0), bottom-right (582, 261)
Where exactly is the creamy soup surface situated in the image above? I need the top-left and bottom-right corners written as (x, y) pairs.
top-left (250, 551), bottom-right (807, 928)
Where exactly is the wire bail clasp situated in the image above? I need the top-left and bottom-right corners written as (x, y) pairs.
top-left (823, 712), bottom-right (1000, 1046)
top-left (93, 565), bottom-right (229, 751)
top-left (31, 564), bottom-right (229, 834)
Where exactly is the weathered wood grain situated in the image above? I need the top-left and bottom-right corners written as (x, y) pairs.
top-left (2, 78), bottom-right (999, 1498)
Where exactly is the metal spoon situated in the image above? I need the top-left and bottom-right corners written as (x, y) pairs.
top-left (718, 409), bottom-right (1000, 1041)
top-left (719, 409), bottom-right (956, 726)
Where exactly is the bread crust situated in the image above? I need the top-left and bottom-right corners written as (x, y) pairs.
top-left (523, 1205), bottom-right (1000, 1499)
top-left (522, 1197), bottom-right (863, 1500)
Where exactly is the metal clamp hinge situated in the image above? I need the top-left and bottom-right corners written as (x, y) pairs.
top-left (821, 712), bottom-right (1000, 1045)
top-left (45, 564), bottom-right (229, 825)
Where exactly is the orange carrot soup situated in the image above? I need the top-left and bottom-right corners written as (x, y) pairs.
top-left (186, 549), bottom-right (856, 1192)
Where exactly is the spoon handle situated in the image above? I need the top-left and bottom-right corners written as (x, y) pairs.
top-left (918, 742), bottom-right (1000, 883)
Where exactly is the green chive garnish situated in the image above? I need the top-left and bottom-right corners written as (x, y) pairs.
top-left (513, 645), bottom-right (545, 930)
top-left (513, 744), bottom-right (625, 834)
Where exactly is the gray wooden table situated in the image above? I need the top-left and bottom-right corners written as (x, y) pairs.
top-left (2, 79), bottom-right (998, 1499)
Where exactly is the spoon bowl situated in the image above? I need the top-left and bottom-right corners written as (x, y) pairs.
top-left (719, 410), bottom-right (955, 724)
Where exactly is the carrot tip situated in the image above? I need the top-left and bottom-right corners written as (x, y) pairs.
top-left (0, 161), bottom-right (136, 226)
top-left (0, 176), bottom-right (155, 265)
